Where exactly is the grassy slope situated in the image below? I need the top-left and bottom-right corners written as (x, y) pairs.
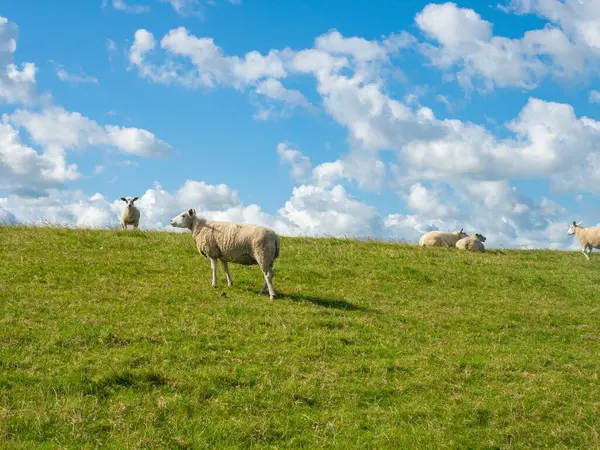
top-left (1, 226), bottom-right (600, 449)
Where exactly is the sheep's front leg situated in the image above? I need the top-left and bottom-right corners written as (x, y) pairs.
top-left (220, 260), bottom-right (233, 286)
top-left (210, 258), bottom-right (218, 287)
top-left (583, 246), bottom-right (591, 260)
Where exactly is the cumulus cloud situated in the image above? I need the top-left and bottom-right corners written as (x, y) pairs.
top-left (405, 183), bottom-right (460, 219)
top-left (415, 2), bottom-right (591, 91)
top-left (278, 184), bottom-right (385, 238)
top-left (503, 0), bottom-right (600, 51)
top-left (0, 122), bottom-right (79, 195)
top-left (254, 78), bottom-right (312, 118)
top-left (8, 107), bottom-right (171, 157)
top-left (0, 16), bottom-right (37, 105)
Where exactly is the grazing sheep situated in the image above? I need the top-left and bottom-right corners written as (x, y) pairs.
top-left (120, 196), bottom-right (140, 230)
top-left (170, 208), bottom-right (281, 300)
top-left (419, 228), bottom-right (468, 247)
top-left (568, 221), bottom-right (600, 260)
top-left (456, 233), bottom-right (486, 252)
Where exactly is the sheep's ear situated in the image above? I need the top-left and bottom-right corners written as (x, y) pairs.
top-left (132, 197), bottom-right (139, 202)
top-left (120, 197), bottom-right (127, 202)
top-left (459, 228), bottom-right (464, 233)
top-left (188, 208), bottom-right (196, 216)
top-left (577, 221), bottom-right (583, 226)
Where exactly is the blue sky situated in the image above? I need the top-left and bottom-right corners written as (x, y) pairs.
top-left (1, 0), bottom-right (600, 249)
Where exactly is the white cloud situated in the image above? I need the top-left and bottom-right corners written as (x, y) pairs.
top-left (590, 90), bottom-right (600, 103)
top-left (130, 27), bottom-right (288, 89)
top-left (128, 27), bottom-right (414, 121)
top-left (254, 78), bottom-right (312, 113)
top-left (129, 29), bottom-right (156, 68)
top-left (0, 122), bottom-right (79, 195)
top-left (435, 94), bottom-right (453, 111)
top-left (8, 107), bottom-right (171, 157)
top-left (278, 184), bottom-right (385, 238)
top-left (53, 63), bottom-right (98, 85)
top-left (415, 2), bottom-right (588, 91)
top-left (277, 143), bottom-right (312, 183)
top-left (405, 183), bottom-right (460, 219)
top-left (104, 125), bottom-right (171, 157)
top-left (109, 0), bottom-right (150, 14)
top-left (160, 0), bottom-right (203, 17)
top-left (504, 0), bottom-right (600, 50)
top-left (0, 16), bottom-right (37, 105)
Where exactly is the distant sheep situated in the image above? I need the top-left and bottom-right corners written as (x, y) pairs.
top-left (170, 208), bottom-right (281, 300)
top-left (568, 221), bottom-right (600, 260)
top-left (456, 233), bottom-right (486, 252)
top-left (419, 228), bottom-right (468, 247)
top-left (120, 197), bottom-right (140, 230)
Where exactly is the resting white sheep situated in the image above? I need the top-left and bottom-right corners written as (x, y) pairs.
top-left (568, 221), bottom-right (600, 260)
top-left (456, 233), bottom-right (486, 252)
top-left (120, 197), bottom-right (140, 230)
top-left (419, 228), bottom-right (468, 247)
top-left (170, 208), bottom-right (281, 300)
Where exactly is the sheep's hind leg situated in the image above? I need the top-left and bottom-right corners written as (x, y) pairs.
top-left (221, 260), bottom-right (233, 286)
top-left (260, 266), bottom-right (276, 300)
top-left (210, 258), bottom-right (218, 287)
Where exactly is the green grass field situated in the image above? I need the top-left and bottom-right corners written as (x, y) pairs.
top-left (1, 225), bottom-right (600, 449)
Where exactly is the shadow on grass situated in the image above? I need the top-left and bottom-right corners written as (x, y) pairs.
top-left (281, 293), bottom-right (376, 312)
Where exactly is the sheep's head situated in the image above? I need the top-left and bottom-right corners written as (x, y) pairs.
top-left (456, 228), bottom-right (468, 239)
top-left (170, 208), bottom-right (196, 229)
top-left (121, 196), bottom-right (139, 209)
top-left (568, 220), bottom-right (582, 235)
top-left (473, 233), bottom-right (487, 242)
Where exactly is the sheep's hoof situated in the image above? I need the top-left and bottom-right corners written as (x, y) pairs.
top-left (227, 282), bottom-right (233, 287)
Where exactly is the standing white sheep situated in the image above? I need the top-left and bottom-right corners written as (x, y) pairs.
top-left (419, 228), bottom-right (468, 247)
top-left (456, 233), bottom-right (486, 252)
top-left (568, 221), bottom-right (600, 260)
top-left (120, 197), bottom-right (140, 230)
top-left (170, 208), bottom-right (281, 300)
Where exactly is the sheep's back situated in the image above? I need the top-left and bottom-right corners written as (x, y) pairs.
top-left (200, 221), bottom-right (279, 264)
top-left (419, 231), bottom-right (459, 247)
top-left (457, 237), bottom-right (484, 252)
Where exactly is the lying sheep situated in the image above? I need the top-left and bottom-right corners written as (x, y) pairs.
top-left (568, 221), bottom-right (600, 260)
top-left (170, 208), bottom-right (281, 300)
top-left (120, 196), bottom-right (140, 230)
top-left (419, 228), bottom-right (468, 247)
top-left (456, 233), bottom-right (486, 252)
